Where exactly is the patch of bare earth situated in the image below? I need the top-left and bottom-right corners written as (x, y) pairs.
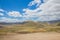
top-left (0, 32), bottom-right (60, 40)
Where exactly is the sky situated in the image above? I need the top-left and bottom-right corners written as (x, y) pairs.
top-left (0, 0), bottom-right (60, 22)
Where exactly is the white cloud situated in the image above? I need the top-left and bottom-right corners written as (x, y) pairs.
top-left (0, 10), bottom-right (28, 22)
top-left (0, 17), bottom-right (25, 23)
top-left (0, 9), bottom-right (5, 16)
top-left (23, 9), bottom-right (37, 17)
top-left (28, 0), bottom-right (41, 7)
top-left (44, 0), bottom-right (49, 3)
top-left (0, 13), bottom-right (4, 16)
top-left (23, 0), bottom-right (60, 21)
top-left (0, 9), bottom-right (5, 12)
top-left (0, 0), bottom-right (60, 22)
top-left (39, 0), bottom-right (60, 21)
top-left (8, 11), bottom-right (22, 17)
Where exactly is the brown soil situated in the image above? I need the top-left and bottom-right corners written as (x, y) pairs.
top-left (0, 32), bottom-right (60, 40)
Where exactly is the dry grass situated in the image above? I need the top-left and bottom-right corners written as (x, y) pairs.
top-left (0, 21), bottom-right (60, 35)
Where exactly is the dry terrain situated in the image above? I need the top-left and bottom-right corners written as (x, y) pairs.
top-left (0, 21), bottom-right (60, 40)
top-left (0, 32), bottom-right (60, 40)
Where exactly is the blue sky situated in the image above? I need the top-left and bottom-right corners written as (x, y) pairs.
top-left (0, 0), bottom-right (44, 12)
top-left (0, 0), bottom-right (32, 12)
top-left (0, 0), bottom-right (60, 22)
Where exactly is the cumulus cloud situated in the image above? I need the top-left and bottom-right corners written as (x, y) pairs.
top-left (28, 0), bottom-right (41, 7)
top-left (23, 8), bottom-right (38, 17)
top-left (0, 17), bottom-right (24, 23)
top-left (23, 0), bottom-right (60, 21)
top-left (39, 0), bottom-right (60, 21)
top-left (0, 9), bottom-right (5, 16)
top-left (0, 9), bottom-right (4, 12)
top-left (44, 0), bottom-right (49, 3)
top-left (0, 0), bottom-right (60, 22)
top-left (8, 11), bottom-right (22, 17)
top-left (0, 13), bottom-right (4, 16)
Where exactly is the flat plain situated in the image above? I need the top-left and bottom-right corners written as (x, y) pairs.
top-left (0, 32), bottom-right (60, 40)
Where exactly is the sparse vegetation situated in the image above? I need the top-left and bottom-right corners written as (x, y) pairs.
top-left (0, 21), bottom-right (60, 35)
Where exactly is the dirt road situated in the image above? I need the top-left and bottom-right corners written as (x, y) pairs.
top-left (1, 32), bottom-right (60, 40)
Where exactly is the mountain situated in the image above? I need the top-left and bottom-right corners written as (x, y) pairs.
top-left (0, 20), bottom-right (60, 26)
top-left (0, 21), bottom-right (36, 25)
top-left (38, 20), bottom-right (60, 24)
top-left (47, 20), bottom-right (60, 23)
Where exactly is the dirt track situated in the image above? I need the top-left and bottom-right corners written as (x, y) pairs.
top-left (1, 32), bottom-right (60, 40)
